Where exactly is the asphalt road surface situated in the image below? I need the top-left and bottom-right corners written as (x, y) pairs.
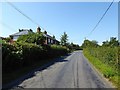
top-left (15, 50), bottom-right (113, 88)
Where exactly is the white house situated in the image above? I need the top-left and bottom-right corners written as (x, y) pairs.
top-left (9, 27), bottom-right (60, 45)
top-left (9, 29), bottom-right (33, 41)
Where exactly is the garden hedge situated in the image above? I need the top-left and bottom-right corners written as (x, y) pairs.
top-left (2, 42), bottom-right (69, 73)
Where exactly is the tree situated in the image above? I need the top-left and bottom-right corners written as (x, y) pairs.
top-left (102, 37), bottom-right (119, 47)
top-left (5, 37), bottom-right (11, 42)
top-left (17, 32), bottom-right (45, 45)
top-left (91, 40), bottom-right (98, 45)
top-left (70, 42), bottom-right (80, 50)
top-left (53, 35), bottom-right (55, 39)
top-left (102, 40), bottom-right (109, 47)
top-left (109, 37), bottom-right (119, 46)
top-left (35, 33), bottom-right (46, 45)
top-left (81, 39), bottom-right (99, 48)
top-left (60, 32), bottom-right (68, 46)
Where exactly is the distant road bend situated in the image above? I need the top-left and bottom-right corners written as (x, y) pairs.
top-left (15, 50), bottom-right (114, 88)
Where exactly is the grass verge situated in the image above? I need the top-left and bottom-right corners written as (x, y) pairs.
top-left (83, 49), bottom-right (119, 88)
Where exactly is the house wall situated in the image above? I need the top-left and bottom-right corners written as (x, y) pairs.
top-left (44, 37), bottom-right (59, 45)
top-left (13, 35), bottom-right (19, 41)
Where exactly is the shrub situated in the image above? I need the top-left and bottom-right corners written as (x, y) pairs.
top-left (2, 43), bottom-right (23, 72)
top-left (83, 46), bottom-right (119, 87)
top-left (17, 32), bottom-right (45, 45)
top-left (2, 42), bottom-right (69, 73)
top-left (84, 47), bottom-right (118, 69)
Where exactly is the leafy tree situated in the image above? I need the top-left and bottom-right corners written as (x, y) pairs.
top-left (109, 37), bottom-right (119, 46)
top-left (102, 40), bottom-right (109, 47)
top-left (81, 39), bottom-right (99, 48)
top-left (53, 35), bottom-right (55, 39)
top-left (17, 32), bottom-right (45, 45)
top-left (91, 40), bottom-right (98, 45)
top-left (66, 42), bottom-right (80, 51)
top-left (102, 37), bottom-right (119, 47)
top-left (5, 37), bottom-right (11, 42)
top-left (60, 32), bottom-right (68, 46)
top-left (70, 43), bottom-right (80, 50)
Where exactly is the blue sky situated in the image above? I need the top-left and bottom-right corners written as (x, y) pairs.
top-left (1, 2), bottom-right (118, 45)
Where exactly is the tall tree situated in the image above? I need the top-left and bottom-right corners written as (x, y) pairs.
top-left (102, 40), bottom-right (109, 47)
top-left (102, 37), bottom-right (119, 47)
top-left (17, 32), bottom-right (45, 45)
top-left (60, 32), bottom-right (68, 46)
top-left (91, 40), bottom-right (98, 45)
top-left (109, 37), bottom-right (119, 46)
top-left (81, 39), bottom-right (99, 48)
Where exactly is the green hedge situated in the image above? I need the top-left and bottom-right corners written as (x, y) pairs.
top-left (84, 47), bottom-right (118, 69)
top-left (2, 43), bottom-right (23, 72)
top-left (83, 47), bottom-right (119, 87)
top-left (2, 42), bottom-right (69, 73)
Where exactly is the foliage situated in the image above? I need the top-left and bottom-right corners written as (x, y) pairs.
top-left (81, 39), bottom-right (99, 48)
top-left (2, 42), bottom-right (69, 73)
top-left (82, 37), bottom-right (119, 87)
top-left (17, 32), bottom-right (45, 45)
top-left (84, 47), bottom-right (118, 69)
top-left (60, 32), bottom-right (68, 46)
top-left (102, 37), bottom-right (119, 47)
top-left (83, 47), bottom-right (119, 87)
top-left (60, 32), bottom-right (81, 51)
top-left (2, 43), bottom-right (23, 72)
top-left (67, 42), bottom-right (81, 51)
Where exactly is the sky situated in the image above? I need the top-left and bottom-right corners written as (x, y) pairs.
top-left (0, 2), bottom-right (118, 45)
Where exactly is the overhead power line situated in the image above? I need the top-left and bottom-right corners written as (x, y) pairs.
top-left (86, 0), bottom-right (114, 38)
top-left (6, 1), bottom-right (54, 36)
top-left (0, 21), bottom-right (16, 32)
top-left (7, 1), bottom-right (40, 27)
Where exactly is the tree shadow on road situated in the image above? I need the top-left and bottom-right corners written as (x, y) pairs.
top-left (3, 53), bottom-right (71, 89)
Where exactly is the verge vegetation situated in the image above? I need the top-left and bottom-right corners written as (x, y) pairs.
top-left (2, 31), bottom-right (80, 86)
top-left (2, 32), bottom-right (69, 85)
top-left (82, 37), bottom-right (119, 88)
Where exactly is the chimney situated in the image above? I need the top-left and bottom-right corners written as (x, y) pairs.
top-left (19, 29), bottom-right (24, 32)
top-left (19, 29), bottom-right (22, 32)
top-left (44, 31), bottom-right (47, 34)
top-left (29, 29), bottom-right (33, 32)
top-left (37, 27), bottom-right (41, 33)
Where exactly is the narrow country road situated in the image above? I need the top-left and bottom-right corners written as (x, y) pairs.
top-left (14, 50), bottom-right (113, 88)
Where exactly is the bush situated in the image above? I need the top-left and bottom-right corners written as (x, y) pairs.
top-left (17, 32), bottom-right (45, 45)
top-left (2, 43), bottom-right (23, 72)
top-left (83, 46), bottom-right (119, 87)
top-left (84, 47), bottom-right (118, 69)
top-left (2, 42), bottom-right (69, 73)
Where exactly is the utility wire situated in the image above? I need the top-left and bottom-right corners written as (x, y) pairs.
top-left (6, 1), bottom-right (54, 36)
top-left (5, 2), bottom-right (54, 88)
top-left (0, 21), bottom-right (16, 32)
top-left (86, 0), bottom-right (114, 38)
top-left (7, 1), bottom-right (40, 27)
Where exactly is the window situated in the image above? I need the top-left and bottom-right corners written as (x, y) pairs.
top-left (13, 36), bottom-right (19, 41)
top-left (48, 38), bottom-right (51, 43)
top-left (51, 40), bottom-right (53, 44)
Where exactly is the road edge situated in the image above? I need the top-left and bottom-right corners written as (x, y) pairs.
top-left (82, 51), bottom-right (116, 88)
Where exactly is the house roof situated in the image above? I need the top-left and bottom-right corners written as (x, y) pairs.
top-left (10, 30), bottom-right (33, 36)
top-left (9, 28), bottom-right (59, 42)
top-left (43, 33), bottom-right (52, 39)
top-left (43, 33), bottom-right (59, 42)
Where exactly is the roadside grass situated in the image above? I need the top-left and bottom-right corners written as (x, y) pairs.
top-left (83, 49), bottom-right (119, 88)
top-left (3, 58), bottom-right (57, 86)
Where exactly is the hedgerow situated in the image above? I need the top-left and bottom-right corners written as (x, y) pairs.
top-left (83, 46), bottom-right (119, 87)
top-left (85, 47), bottom-right (118, 69)
top-left (2, 42), bottom-right (69, 73)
